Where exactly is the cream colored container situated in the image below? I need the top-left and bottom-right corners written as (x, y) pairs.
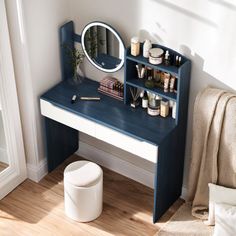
top-left (131, 37), bottom-right (140, 56)
top-left (147, 106), bottom-right (160, 116)
top-left (149, 48), bottom-right (164, 65)
top-left (160, 100), bottom-right (169, 117)
top-left (143, 39), bottom-right (152, 58)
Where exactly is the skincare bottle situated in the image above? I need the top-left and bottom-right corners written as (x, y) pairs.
top-left (172, 102), bottom-right (176, 119)
top-left (175, 55), bottom-right (179, 66)
top-left (178, 57), bottom-right (182, 66)
top-left (164, 50), bottom-right (170, 66)
top-left (163, 73), bottom-right (170, 93)
top-left (142, 91), bottom-right (148, 108)
top-left (169, 76), bottom-right (176, 92)
top-left (131, 37), bottom-right (140, 56)
top-left (143, 39), bottom-right (152, 58)
top-left (146, 67), bottom-right (153, 80)
top-left (160, 100), bottom-right (169, 117)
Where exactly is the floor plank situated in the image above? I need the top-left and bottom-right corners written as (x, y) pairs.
top-left (0, 155), bottom-right (183, 236)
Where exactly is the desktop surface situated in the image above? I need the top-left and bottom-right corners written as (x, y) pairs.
top-left (41, 78), bottom-right (177, 146)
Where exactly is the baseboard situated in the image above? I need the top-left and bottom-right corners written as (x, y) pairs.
top-left (76, 141), bottom-right (155, 189)
top-left (26, 158), bottom-right (48, 182)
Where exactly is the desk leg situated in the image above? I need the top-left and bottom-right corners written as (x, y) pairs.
top-left (44, 117), bottom-right (78, 172)
top-left (153, 130), bottom-right (183, 223)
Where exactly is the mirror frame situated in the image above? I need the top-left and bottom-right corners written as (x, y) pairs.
top-left (81, 21), bottom-right (125, 73)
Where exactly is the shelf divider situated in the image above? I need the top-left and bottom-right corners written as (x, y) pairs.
top-left (126, 79), bottom-right (177, 101)
top-left (126, 55), bottom-right (179, 77)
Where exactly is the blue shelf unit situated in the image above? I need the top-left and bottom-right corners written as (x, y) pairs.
top-left (41, 21), bottom-right (191, 223)
top-left (124, 44), bottom-right (190, 125)
top-left (123, 44), bottom-right (191, 222)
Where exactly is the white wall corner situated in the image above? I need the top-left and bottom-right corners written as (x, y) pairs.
top-left (26, 158), bottom-right (48, 182)
top-left (5, 0), bottom-right (41, 168)
top-left (77, 141), bottom-right (155, 189)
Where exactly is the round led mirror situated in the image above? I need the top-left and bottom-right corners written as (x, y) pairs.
top-left (81, 22), bottom-right (125, 73)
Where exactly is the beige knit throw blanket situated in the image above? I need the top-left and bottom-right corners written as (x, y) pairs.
top-left (187, 87), bottom-right (236, 219)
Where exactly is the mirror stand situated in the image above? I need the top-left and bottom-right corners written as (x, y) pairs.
top-left (60, 21), bottom-right (82, 81)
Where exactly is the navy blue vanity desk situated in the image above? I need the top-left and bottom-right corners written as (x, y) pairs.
top-left (41, 77), bottom-right (182, 223)
top-left (40, 21), bottom-right (191, 223)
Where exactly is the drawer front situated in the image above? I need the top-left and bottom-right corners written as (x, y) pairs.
top-left (41, 99), bottom-right (158, 163)
top-left (95, 123), bottom-right (158, 163)
top-left (40, 99), bottom-right (96, 137)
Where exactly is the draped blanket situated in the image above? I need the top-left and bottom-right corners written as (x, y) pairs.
top-left (187, 87), bottom-right (236, 219)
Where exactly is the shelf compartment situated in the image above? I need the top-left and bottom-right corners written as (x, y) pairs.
top-left (126, 54), bottom-right (179, 77)
top-left (126, 78), bottom-right (177, 101)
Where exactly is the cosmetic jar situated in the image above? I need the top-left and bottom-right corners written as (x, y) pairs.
top-left (149, 48), bottom-right (164, 65)
top-left (147, 106), bottom-right (160, 116)
top-left (148, 94), bottom-right (161, 109)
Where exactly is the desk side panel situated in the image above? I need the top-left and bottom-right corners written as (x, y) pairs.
top-left (44, 117), bottom-right (78, 172)
top-left (153, 128), bottom-right (182, 222)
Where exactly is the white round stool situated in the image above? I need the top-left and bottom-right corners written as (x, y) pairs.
top-left (64, 160), bottom-right (103, 222)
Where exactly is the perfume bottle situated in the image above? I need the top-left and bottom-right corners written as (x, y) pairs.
top-left (145, 77), bottom-right (154, 89)
top-left (142, 91), bottom-right (148, 108)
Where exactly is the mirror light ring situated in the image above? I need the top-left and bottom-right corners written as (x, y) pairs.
top-left (81, 21), bottom-right (125, 73)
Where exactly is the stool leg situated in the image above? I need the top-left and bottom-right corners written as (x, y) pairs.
top-left (44, 117), bottom-right (78, 172)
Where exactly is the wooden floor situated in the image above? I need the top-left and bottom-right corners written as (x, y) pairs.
top-left (0, 155), bottom-right (183, 236)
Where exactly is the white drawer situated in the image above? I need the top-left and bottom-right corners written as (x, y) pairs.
top-left (41, 99), bottom-right (158, 163)
top-left (95, 123), bottom-right (158, 163)
top-left (40, 99), bottom-right (96, 137)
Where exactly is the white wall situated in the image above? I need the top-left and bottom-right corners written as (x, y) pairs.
top-left (68, 0), bottom-right (236, 188)
top-left (22, 0), bottom-right (70, 165)
top-left (6, 0), bottom-right (236, 188)
top-left (5, 0), bottom-right (70, 173)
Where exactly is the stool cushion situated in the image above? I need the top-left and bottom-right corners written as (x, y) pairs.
top-left (64, 161), bottom-right (102, 187)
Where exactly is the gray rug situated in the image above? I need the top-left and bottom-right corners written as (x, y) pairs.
top-left (158, 203), bottom-right (214, 236)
